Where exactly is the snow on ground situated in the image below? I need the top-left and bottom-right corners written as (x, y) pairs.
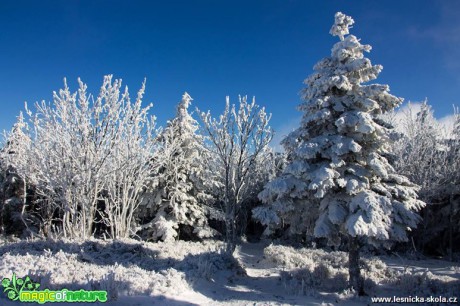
top-left (259, 244), bottom-right (460, 303)
top-left (0, 237), bottom-right (459, 305)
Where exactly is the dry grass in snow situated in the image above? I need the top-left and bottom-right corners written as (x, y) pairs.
top-left (263, 244), bottom-right (460, 300)
top-left (0, 237), bottom-right (229, 305)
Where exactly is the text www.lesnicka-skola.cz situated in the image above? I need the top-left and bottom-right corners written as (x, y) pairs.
top-left (371, 295), bottom-right (457, 304)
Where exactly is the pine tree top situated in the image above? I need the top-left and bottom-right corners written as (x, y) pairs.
top-left (330, 12), bottom-right (354, 41)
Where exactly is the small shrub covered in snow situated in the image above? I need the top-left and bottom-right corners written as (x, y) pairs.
top-left (264, 244), bottom-right (348, 271)
top-left (178, 251), bottom-right (233, 281)
top-left (265, 244), bottom-right (350, 292)
top-left (396, 269), bottom-right (460, 297)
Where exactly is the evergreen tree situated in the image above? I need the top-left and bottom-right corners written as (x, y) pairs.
top-left (256, 12), bottom-right (425, 294)
top-left (0, 112), bottom-right (40, 236)
top-left (140, 93), bottom-right (213, 241)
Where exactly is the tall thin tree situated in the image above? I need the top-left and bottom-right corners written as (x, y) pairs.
top-left (199, 96), bottom-right (273, 254)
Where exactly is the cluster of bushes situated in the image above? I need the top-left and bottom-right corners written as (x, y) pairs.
top-left (0, 77), bottom-right (277, 250)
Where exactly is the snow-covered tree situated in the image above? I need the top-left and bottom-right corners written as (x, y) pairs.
top-left (256, 12), bottom-right (425, 294)
top-left (0, 150), bottom-right (21, 236)
top-left (0, 112), bottom-right (44, 236)
top-left (392, 102), bottom-right (446, 197)
top-left (199, 96), bottom-right (273, 254)
top-left (233, 146), bottom-right (280, 238)
top-left (2, 76), bottom-right (158, 239)
top-left (385, 103), bottom-right (460, 258)
top-left (139, 93), bottom-right (214, 241)
top-left (99, 81), bottom-right (158, 239)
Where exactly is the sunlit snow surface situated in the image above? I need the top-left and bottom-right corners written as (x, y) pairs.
top-left (1, 238), bottom-right (459, 305)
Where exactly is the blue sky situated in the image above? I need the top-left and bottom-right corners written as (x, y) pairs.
top-left (1, 0), bottom-right (459, 146)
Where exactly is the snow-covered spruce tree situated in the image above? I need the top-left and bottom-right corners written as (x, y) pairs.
top-left (0, 149), bottom-right (13, 235)
top-left (0, 112), bottom-right (44, 236)
top-left (2, 76), bottom-right (158, 239)
top-left (139, 93), bottom-right (214, 241)
top-left (256, 12), bottom-right (425, 294)
top-left (0, 160), bottom-right (28, 236)
top-left (199, 96), bottom-right (273, 254)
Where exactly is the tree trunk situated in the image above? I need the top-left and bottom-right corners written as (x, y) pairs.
top-left (225, 221), bottom-right (236, 254)
top-left (224, 164), bottom-right (236, 255)
top-left (225, 203), bottom-right (236, 255)
top-left (348, 235), bottom-right (364, 295)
